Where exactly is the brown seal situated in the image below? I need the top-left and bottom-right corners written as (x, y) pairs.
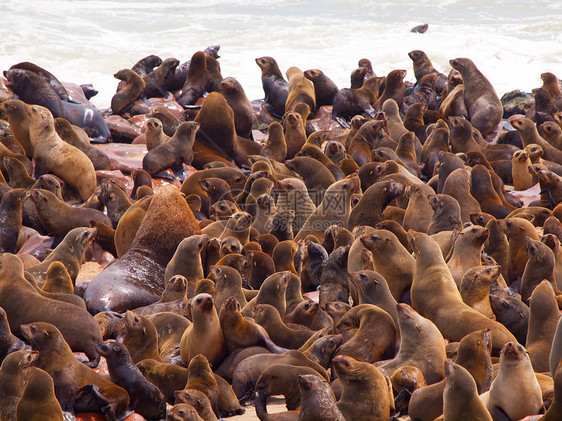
top-left (285, 66), bottom-right (316, 113)
top-left (15, 366), bottom-right (64, 420)
top-left (449, 58), bottom-right (502, 137)
top-left (374, 69), bottom-right (407, 110)
top-left (261, 122), bottom-right (287, 162)
top-left (164, 234), bottom-right (208, 292)
top-left (174, 389), bottom-right (218, 421)
top-left (255, 56), bottom-right (289, 118)
top-left (1, 99), bottom-right (34, 156)
top-left (0, 188), bottom-right (27, 253)
top-left (54, 118), bottom-right (111, 171)
top-left (0, 350), bottom-right (38, 420)
top-left (219, 297), bottom-right (286, 356)
top-left (298, 374), bottom-right (345, 421)
top-left (408, 50), bottom-right (447, 93)
top-left (144, 118), bottom-right (170, 151)
top-left (348, 270), bottom-right (398, 326)
top-left (512, 149), bottom-right (537, 190)
top-left (527, 280), bottom-right (560, 373)
top-left (447, 225), bottom-right (489, 288)
top-left (193, 92), bottom-right (261, 168)
top-left (85, 185), bottom-right (201, 313)
top-left (486, 342), bottom-right (543, 420)
top-left (294, 176), bottom-right (359, 241)
top-left (167, 403), bottom-right (205, 421)
top-left (427, 194), bottom-right (462, 235)
top-left (183, 353), bottom-right (220, 417)
top-left (220, 77), bottom-right (254, 140)
top-left (304, 69), bottom-right (339, 107)
top-left (336, 304), bottom-right (396, 363)
top-left (460, 266), bottom-right (500, 320)
top-left (501, 217), bottom-right (540, 284)
top-left (96, 340), bottom-right (166, 419)
top-left (3, 155), bottom-right (34, 189)
top-left (380, 303), bottom-right (446, 384)
top-left (359, 229), bottom-right (415, 301)
top-left (521, 238), bottom-right (558, 304)
top-left (443, 360), bottom-right (492, 421)
top-left (332, 76), bottom-right (384, 124)
top-left (26, 226), bottom-right (96, 283)
top-left (210, 266), bottom-right (247, 312)
top-left (29, 189), bottom-right (110, 241)
top-left (333, 355), bottom-right (392, 420)
top-left (26, 104), bottom-right (96, 201)
top-left (117, 310), bottom-right (161, 363)
top-left (111, 69), bottom-right (146, 115)
top-left (113, 195), bottom-right (152, 257)
top-left (143, 57), bottom-right (179, 98)
top-left (252, 303), bottom-right (315, 349)
top-left (143, 121), bottom-right (198, 175)
top-left (283, 112), bottom-right (307, 159)
top-left (175, 51), bottom-right (208, 107)
top-left (255, 363), bottom-right (321, 417)
top-left (20, 322), bottom-right (129, 417)
top-left (41, 261), bottom-right (74, 294)
top-left (180, 293), bottom-right (227, 367)
top-left (409, 231), bottom-right (516, 355)
top-left (0, 254), bottom-right (101, 366)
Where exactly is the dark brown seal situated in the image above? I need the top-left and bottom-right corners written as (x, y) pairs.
top-left (85, 185), bottom-right (201, 313)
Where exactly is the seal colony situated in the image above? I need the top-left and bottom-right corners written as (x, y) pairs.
top-left (0, 42), bottom-right (561, 421)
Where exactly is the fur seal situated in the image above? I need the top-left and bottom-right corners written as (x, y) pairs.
top-left (526, 280), bottom-right (560, 373)
top-left (409, 231), bottom-right (516, 355)
top-left (175, 51), bottom-right (208, 107)
top-left (0, 188), bottom-right (27, 253)
top-left (143, 57), bottom-right (179, 98)
top-left (285, 66), bottom-right (315, 113)
top-left (460, 266), bottom-right (500, 320)
top-left (26, 226), bottom-right (95, 283)
top-left (359, 229), bottom-right (415, 300)
top-left (111, 68), bottom-right (146, 115)
top-left (220, 77), bottom-right (254, 140)
top-left (443, 360), bottom-right (492, 421)
top-left (380, 303), bottom-right (446, 384)
top-left (96, 340), bottom-right (167, 419)
top-left (180, 293), bottom-right (227, 367)
top-left (333, 355), bottom-right (392, 421)
top-left (297, 374), bottom-right (345, 421)
top-left (21, 322), bottom-right (129, 417)
top-left (0, 350), bottom-right (38, 420)
top-left (0, 254), bottom-right (101, 366)
top-left (304, 68), bottom-right (338, 107)
top-left (15, 366), bottom-right (64, 421)
top-left (408, 50), bottom-right (447, 93)
top-left (449, 58), bottom-right (502, 137)
top-left (144, 118), bottom-right (170, 151)
top-left (164, 234), bottom-right (208, 289)
top-left (143, 120), bottom-right (198, 175)
top-left (261, 122), bottom-right (287, 162)
top-left (26, 104), bottom-right (96, 201)
top-left (4, 69), bottom-right (111, 142)
top-left (336, 304), bottom-right (396, 363)
top-left (486, 342), bottom-right (543, 420)
top-left (85, 185), bottom-right (201, 313)
top-left (255, 56), bottom-right (289, 117)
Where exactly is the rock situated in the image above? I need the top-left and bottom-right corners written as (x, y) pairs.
top-left (501, 90), bottom-right (534, 118)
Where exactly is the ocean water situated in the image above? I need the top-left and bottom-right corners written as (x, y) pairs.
top-left (1, 0), bottom-right (561, 110)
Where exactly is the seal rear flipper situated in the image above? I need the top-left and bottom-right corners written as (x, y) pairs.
top-left (75, 384), bottom-right (132, 421)
top-left (332, 115), bottom-right (351, 129)
top-left (487, 405), bottom-right (511, 421)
